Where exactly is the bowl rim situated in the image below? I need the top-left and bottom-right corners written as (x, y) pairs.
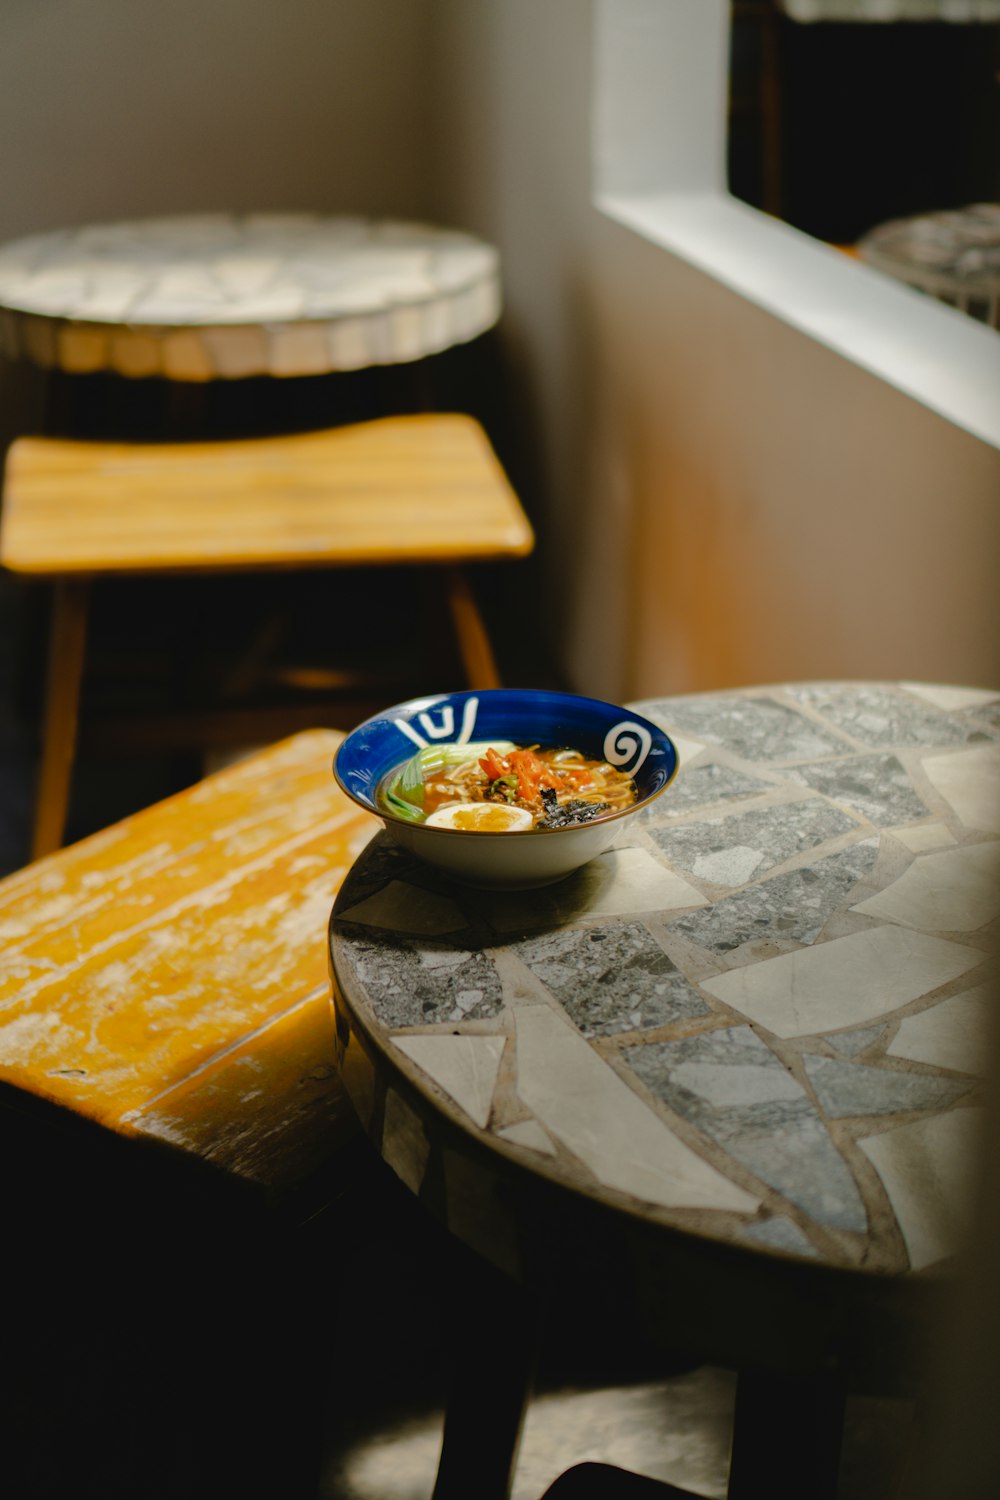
top-left (332, 687), bottom-right (679, 837)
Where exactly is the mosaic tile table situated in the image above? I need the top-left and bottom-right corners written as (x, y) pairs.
top-left (328, 680), bottom-right (1000, 1500)
top-left (0, 213), bottom-right (501, 381)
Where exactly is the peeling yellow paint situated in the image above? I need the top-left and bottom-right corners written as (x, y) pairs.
top-left (0, 731), bottom-right (376, 1183)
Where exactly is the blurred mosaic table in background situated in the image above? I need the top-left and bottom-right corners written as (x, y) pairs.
top-left (0, 213), bottom-right (501, 382)
top-left (329, 679), bottom-right (999, 1495)
top-left (858, 202), bottom-right (1000, 330)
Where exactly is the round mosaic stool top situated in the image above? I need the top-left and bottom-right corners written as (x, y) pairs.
top-left (0, 212), bottom-right (501, 381)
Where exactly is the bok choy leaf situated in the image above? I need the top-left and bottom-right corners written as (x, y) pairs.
top-left (385, 740), bottom-right (518, 822)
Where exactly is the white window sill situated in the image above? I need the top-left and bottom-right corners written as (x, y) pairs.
top-left (597, 189), bottom-right (1000, 453)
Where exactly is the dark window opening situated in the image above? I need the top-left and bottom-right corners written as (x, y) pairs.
top-left (728, 5), bottom-right (1000, 247)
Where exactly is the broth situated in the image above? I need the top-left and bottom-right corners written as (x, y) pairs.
top-left (380, 742), bottom-right (637, 831)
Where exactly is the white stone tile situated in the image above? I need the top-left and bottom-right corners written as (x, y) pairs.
top-left (382, 1087), bottom-right (429, 1195)
top-left (201, 325), bottom-right (269, 378)
top-left (313, 263), bottom-right (389, 304)
top-left (129, 296), bottom-right (230, 323)
top-left (327, 314), bottom-right (388, 370)
top-left (225, 286), bottom-right (306, 321)
top-left (888, 983), bottom-right (994, 1076)
top-left (396, 1033), bottom-right (505, 1129)
top-left (901, 682), bottom-right (999, 712)
top-left (385, 271), bottom-right (440, 302)
top-left (488, 846), bottom-right (708, 932)
top-left (858, 1107), bottom-right (983, 1270)
top-left (414, 297), bottom-right (454, 355)
top-left (892, 823), bottom-right (957, 853)
top-left (387, 303), bottom-right (432, 362)
top-left (210, 255), bottom-right (281, 297)
top-left (497, 1119), bottom-right (557, 1155)
top-left (150, 269), bottom-right (230, 302)
top-left (432, 244), bottom-right (503, 290)
top-left (303, 281), bottom-right (385, 314)
top-left (66, 278), bottom-right (147, 322)
top-left (578, 846), bottom-right (710, 915)
top-left (922, 746), bottom-right (1000, 834)
top-left (669, 732), bottom-right (706, 766)
top-left (455, 278), bottom-right (501, 340)
top-left (267, 322), bottom-right (331, 376)
top-left (513, 1005), bottom-right (759, 1213)
top-left (852, 841), bottom-right (1000, 933)
top-left (338, 879), bottom-right (466, 936)
top-left (702, 927), bottom-right (986, 1039)
top-left (12, 273), bottom-right (87, 313)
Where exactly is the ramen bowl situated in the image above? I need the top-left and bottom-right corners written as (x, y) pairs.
top-left (332, 688), bottom-right (679, 889)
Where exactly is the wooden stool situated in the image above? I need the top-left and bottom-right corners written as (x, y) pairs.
top-left (0, 413), bottom-right (533, 859)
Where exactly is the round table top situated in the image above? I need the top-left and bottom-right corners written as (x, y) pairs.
top-left (329, 680), bottom-right (999, 1308)
top-left (0, 213), bottom-right (501, 381)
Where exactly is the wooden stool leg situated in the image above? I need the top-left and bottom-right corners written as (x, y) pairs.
top-left (444, 565), bottom-right (502, 690)
top-left (32, 577), bottom-right (90, 860)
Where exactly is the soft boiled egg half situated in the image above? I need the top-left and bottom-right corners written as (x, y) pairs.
top-left (425, 801), bottom-right (534, 833)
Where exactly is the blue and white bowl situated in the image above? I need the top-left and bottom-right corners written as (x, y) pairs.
top-left (332, 688), bottom-right (679, 889)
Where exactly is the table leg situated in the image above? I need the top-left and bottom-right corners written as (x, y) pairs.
top-left (728, 1368), bottom-right (846, 1500)
top-left (432, 1244), bottom-right (536, 1500)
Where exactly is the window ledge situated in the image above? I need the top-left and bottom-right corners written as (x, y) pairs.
top-left (597, 189), bottom-right (1000, 453)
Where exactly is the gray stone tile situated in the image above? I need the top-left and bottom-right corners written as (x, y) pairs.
top-left (337, 928), bottom-right (503, 1027)
top-left (513, 921), bottom-right (709, 1038)
top-left (803, 1056), bottom-right (975, 1118)
top-left (623, 1026), bottom-right (867, 1231)
top-left (790, 684), bottom-right (995, 749)
top-left (969, 700), bottom-right (1000, 729)
top-left (740, 1215), bottom-right (819, 1257)
top-left (787, 753), bottom-right (929, 826)
top-left (640, 761), bottom-right (772, 819)
top-left (669, 839), bottom-right (879, 952)
top-left (649, 799), bottom-right (860, 887)
top-left (639, 695), bottom-right (847, 762)
top-left (826, 1025), bottom-right (885, 1057)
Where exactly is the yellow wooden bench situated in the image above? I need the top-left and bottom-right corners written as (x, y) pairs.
top-left (0, 728), bottom-right (376, 1189)
top-left (1, 727), bottom-right (398, 1496)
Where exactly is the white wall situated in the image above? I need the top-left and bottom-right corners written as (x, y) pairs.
top-left (431, 0), bottom-right (1000, 701)
top-left (2, 0), bottom-right (997, 699)
top-left (0, 0), bottom-right (435, 240)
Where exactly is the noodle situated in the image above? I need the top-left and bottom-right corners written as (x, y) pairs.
top-left (380, 742), bottom-right (637, 830)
